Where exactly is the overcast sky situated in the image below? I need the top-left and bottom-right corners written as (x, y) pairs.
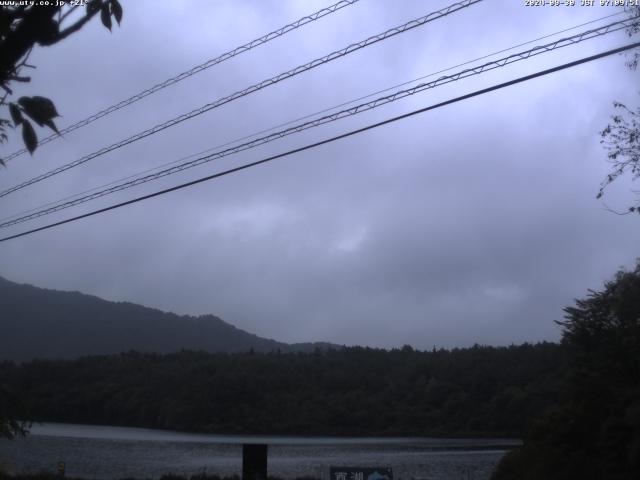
top-left (0, 0), bottom-right (638, 349)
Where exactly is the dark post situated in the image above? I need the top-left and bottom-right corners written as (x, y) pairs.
top-left (242, 443), bottom-right (268, 480)
top-left (56, 461), bottom-right (65, 478)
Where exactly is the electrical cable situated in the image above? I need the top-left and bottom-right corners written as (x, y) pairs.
top-left (2, 9), bottom-right (624, 225)
top-left (1, 41), bottom-right (637, 243)
top-left (0, 16), bottom-right (633, 229)
top-left (4, 8), bottom-right (622, 227)
top-left (0, 0), bottom-right (483, 199)
top-left (1, 0), bottom-right (362, 163)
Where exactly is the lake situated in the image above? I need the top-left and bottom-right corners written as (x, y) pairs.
top-left (0, 423), bottom-right (520, 480)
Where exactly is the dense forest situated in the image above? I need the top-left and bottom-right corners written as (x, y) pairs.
top-left (492, 262), bottom-right (640, 480)
top-left (0, 343), bottom-right (565, 438)
top-left (2, 264), bottom-right (638, 479)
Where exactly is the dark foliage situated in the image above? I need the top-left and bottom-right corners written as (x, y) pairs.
top-left (599, 101), bottom-right (640, 214)
top-left (0, 0), bottom-right (122, 161)
top-left (0, 342), bottom-right (565, 438)
top-left (492, 262), bottom-right (640, 480)
top-left (598, 6), bottom-right (640, 213)
top-left (0, 474), bottom-right (248, 480)
top-left (0, 384), bottom-right (28, 439)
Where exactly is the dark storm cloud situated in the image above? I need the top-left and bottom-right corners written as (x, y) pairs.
top-left (0, 0), bottom-right (638, 348)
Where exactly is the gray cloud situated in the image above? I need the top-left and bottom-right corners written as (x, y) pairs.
top-left (1, 0), bottom-right (638, 349)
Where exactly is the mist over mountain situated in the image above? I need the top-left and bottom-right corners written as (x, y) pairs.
top-left (0, 276), bottom-right (336, 361)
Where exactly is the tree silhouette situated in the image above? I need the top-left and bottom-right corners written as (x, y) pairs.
top-left (0, 0), bottom-right (122, 438)
top-left (0, 0), bottom-right (122, 164)
top-left (598, 6), bottom-right (640, 214)
top-left (0, 384), bottom-right (28, 439)
top-left (492, 261), bottom-right (640, 480)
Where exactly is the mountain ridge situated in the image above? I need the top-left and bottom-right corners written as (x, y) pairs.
top-left (0, 276), bottom-right (338, 360)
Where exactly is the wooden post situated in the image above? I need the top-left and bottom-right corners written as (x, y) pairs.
top-left (242, 443), bottom-right (267, 480)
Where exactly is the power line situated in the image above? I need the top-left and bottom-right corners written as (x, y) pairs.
top-left (1, 41), bottom-right (637, 244)
top-left (0, 11), bottom-right (621, 227)
top-left (1, 0), bottom-right (362, 163)
top-left (0, 0), bottom-right (483, 199)
top-left (0, 16), bottom-right (632, 229)
top-left (216, 10), bottom-right (627, 149)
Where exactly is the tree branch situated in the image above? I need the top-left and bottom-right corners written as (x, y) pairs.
top-left (603, 203), bottom-right (635, 215)
top-left (58, 5), bottom-right (80, 26)
top-left (45, 3), bottom-right (104, 45)
top-left (0, 6), bottom-right (58, 81)
top-left (6, 75), bottom-right (31, 82)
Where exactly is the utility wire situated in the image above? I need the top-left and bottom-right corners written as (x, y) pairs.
top-left (0, 0), bottom-right (483, 199)
top-left (206, 10), bottom-right (627, 152)
top-left (1, 41), bottom-right (638, 244)
top-left (0, 17), bottom-right (632, 229)
top-left (0, 12), bottom-right (622, 226)
top-left (26, 1), bottom-right (626, 227)
top-left (2, 10), bottom-right (623, 225)
top-left (1, 0), bottom-right (362, 163)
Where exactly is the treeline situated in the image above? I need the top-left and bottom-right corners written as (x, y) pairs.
top-left (0, 343), bottom-right (565, 437)
top-left (492, 262), bottom-right (640, 480)
top-left (0, 473), bottom-right (246, 480)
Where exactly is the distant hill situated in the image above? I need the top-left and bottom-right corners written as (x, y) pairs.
top-left (0, 276), bottom-right (337, 361)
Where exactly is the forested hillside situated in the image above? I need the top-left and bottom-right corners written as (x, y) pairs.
top-left (492, 263), bottom-right (640, 479)
top-left (1, 343), bottom-right (565, 437)
top-left (0, 277), bottom-right (333, 360)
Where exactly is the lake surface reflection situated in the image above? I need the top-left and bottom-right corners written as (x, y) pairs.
top-left (0, 423), bottom-right (519, 480)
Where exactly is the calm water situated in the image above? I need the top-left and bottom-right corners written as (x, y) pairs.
top-left (0, 423), bottom-right (519, 480)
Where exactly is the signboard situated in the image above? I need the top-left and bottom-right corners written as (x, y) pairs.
top-left (330, 467), bottom-right (393, 480)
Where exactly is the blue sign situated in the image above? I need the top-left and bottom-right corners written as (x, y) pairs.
top-left (330, 467), bottom-right (393, 480)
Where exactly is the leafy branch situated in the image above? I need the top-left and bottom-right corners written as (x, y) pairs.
top-left (0, 0), bottom-right (123, 165)
top-left (598, 6), bottom-right (640, 214)
top-left (599, 101), bottom-right (640, 214)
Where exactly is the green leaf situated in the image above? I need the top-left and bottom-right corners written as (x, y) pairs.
top-left (86, 0), bottom-right (101, 14)
top-left (42, 119), bottom-right (60, 135)
top-left (0, 10), bottom-right (12, 37)
top-left (111, 0), bottom-right (123, 25)
top-left (18, 96), bottom-right (59, 126)
top-left (21, 120), bottom-right (37, 154)
top-left (9, 103), bottom-right (22, 126)
top-left (101, 4), bottom-right (112, 31)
